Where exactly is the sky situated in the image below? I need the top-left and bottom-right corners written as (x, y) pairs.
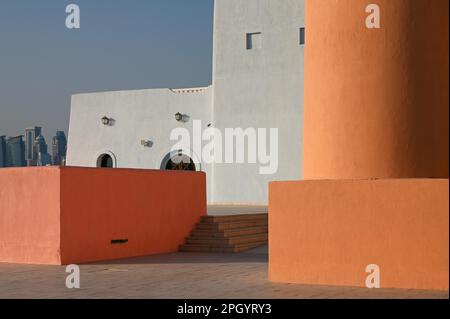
top-left (0, 0), bottom-right (214, 143)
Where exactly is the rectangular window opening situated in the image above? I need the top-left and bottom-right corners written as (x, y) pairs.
top-left (246, 32), bottom-right (262, 50)
top-left (300, 27), bottom-right (305, 45)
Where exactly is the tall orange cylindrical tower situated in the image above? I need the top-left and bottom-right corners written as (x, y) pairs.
top-left (303, 0), bottom-right (449, 180)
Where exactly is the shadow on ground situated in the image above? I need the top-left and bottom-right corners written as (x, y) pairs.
top-left (86, 245), bottom-right (269, 266)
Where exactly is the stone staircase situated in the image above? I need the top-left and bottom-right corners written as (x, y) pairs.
top-left (180, 213), bottom-right (268, 253)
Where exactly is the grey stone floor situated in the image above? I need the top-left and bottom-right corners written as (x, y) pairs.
top-left (0, 246), bottom-right (448, 299)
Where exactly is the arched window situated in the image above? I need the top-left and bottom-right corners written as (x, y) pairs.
top-left (97, 154), bottom-right (114, 168)
top-left (161, 152), bottom-right (196, 171)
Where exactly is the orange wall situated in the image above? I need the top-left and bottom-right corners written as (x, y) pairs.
top-left (269, 179), bottom-right (449, 291)
top-left (0, 168), bottom-right (61, 265)
top-left (0, 167), bottom-right (206, 265)
top-left (303, 0), bottom-right (449, 179)
top-left (60, 167), bottom-right (206, 264)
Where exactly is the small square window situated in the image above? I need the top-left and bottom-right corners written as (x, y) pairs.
top-left (246, 32), bottom-right (262, 50)
top-left (299, 27), bottom-right (305, 45)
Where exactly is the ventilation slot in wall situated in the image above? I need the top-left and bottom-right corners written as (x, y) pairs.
top-left (111, 239), bottom-right (129, 245)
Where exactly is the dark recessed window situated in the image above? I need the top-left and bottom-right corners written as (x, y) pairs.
top-left (165, 154), bottom-right (196, 171)
top-left (300, 27), bottom-right (305, 45)
top-left (98, 154), bottom-right (114, 168)
top-left (246, 32), bottom-right (262, 50)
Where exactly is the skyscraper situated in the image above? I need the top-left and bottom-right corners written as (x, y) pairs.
top-left (52, 131), bottom-right (67, 165)
top-left (0, 136), bottom-right (7, 168)
top-left (25, 127), bottom-right (42, 166)
top-left (37, 152), bottom-right (52, 166)
top-left (34, 135), bottom-right (51, 166)
top-left (6, 136), bottom-right (26, 167)
top-left (34, 135), bottom-right (47, 155)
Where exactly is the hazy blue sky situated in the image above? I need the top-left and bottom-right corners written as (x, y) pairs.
top-left (0, 0), bottom-right (214, 142)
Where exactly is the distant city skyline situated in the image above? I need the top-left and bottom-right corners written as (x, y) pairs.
top-left (0, 127), bottom-right (67, 168)
top-left (0, 0), bottom-right (214, 143)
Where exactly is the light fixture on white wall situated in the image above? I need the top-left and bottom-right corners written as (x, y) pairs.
top-left (141, 140), bottom-right (153, 148)
top-left (101, 116), bottom-right (113, 126)
top-left (175, 112), bottom-right (183, 122)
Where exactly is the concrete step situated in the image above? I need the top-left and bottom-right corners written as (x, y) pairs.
top-left (191, 226), bottom-right (268, 238)
top-left (196, 220), bottom-right (268, 231)
top-left (201, 213), bottom-right (268, 224)
top-left (186, 233), bottom-right (268, 246)
top-left (180, 213), bottom-right (269, 254)
top-left (180, 240), bottom-right (267, 253)
top-left (233, 241), bottom-right (268, 253)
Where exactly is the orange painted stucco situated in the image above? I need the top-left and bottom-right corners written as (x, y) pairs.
top-left (303, 0), bottom-right (449, 180)
top-left (0, 168), bottom-right (61, 265)
top-left (0, 167), bottom-right (206, 265)
top-left (269, 0), bottom-right (449, 291)
top-left (59, 167), bottom-right (206, 264)
top-left (269, 179), bottom-right (449, 291)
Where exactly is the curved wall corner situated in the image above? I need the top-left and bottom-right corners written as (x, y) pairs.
top-left (303, 0), bottom-right (449, 180)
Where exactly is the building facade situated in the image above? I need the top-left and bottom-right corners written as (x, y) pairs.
top-left (6, 136), bottom-right (26, 167)
top-left (34, 134), bottom-right (52, 166)
top-left (34, 135), bottom-right (47, 155)
top-left (52, 131), bottom-right (67, 165)
top-left (67, 0), bottom-right (305, 205)
top-left (0, 136), bottom-right (7, 167)
top-left (25, 127), bottom-right (42, 167)
top-left (269, 0), bottom-right (449, 291)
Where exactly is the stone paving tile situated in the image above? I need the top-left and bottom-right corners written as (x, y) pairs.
top-left (0, 246), bottom-right (448, 299)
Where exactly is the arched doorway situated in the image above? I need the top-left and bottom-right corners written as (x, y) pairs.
top-left (161, 151), bottom-right (196, 171)
top-left (97, 153), bottom-right (114, 168)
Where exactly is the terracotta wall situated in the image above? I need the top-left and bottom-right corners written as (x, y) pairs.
top-left (303, 0), bottom-right (449, 180)
top-left (269, 179), bottom-right (449, 291)
top-left (60, 167), bottom-right (206, 264)
top-left (269, 0), bottom-right (449, 291)
top-left (0, 167), bottom-right (206, 265)
top-left (0, 168), bottom-right (61, 265)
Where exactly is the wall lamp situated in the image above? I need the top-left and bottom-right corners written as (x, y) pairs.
top-left (175, 112), bottom-right (190, 123)
top-left (175, 112), bottom-right (184, 122)
top-left (141, 140), bottom-right (153, 148)
top-left (101, 116), bottom-right (114, 126)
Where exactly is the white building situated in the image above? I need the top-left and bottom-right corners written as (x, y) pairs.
top-left (67, 0), bottom-right (305, 206)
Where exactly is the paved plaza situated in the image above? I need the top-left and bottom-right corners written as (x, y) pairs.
top-left (0, 246), bottom-right (448, 299)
